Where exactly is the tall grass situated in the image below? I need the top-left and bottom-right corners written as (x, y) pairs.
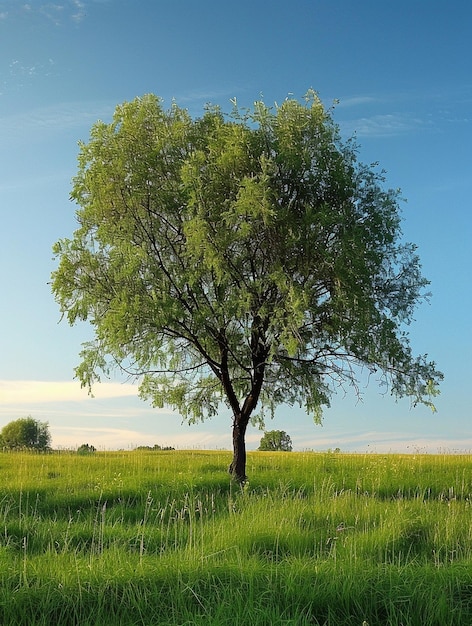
top-left (1, 449), bottom-right (472, 624)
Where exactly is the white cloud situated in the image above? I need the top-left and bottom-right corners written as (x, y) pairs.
top-left (38, 3), bottom-right (65, 26)
top-left (341, 113), bottom-right (430, 138)
top-left (52, 425), bottom-right (160, 449)
top-left (0, 100), bottom-right (115, 139)
top-left (335, 95), bottom-right (379, 108)
top-left (71, 0), bottom-right (86, 23)
top-left (0, 379), bottom-right (139, 404)
top-left (49, 424), bottom-right (232, 450)
top-left (0, 2), bottom-right (87, 25)
top-left (293, 429), bottom-right (472, 454)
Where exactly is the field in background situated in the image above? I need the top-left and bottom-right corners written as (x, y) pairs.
top-left (1, 449), bottom-right (472, 625)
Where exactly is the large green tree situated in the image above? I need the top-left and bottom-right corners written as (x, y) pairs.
top-left (1, 417), bottom-right (51, 450)
top-left (51, 92), bottom-right (442, 482)
top-left (259, 430), bottom-right (293, 452)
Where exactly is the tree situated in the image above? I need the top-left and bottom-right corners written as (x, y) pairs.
top-left (259, 430), bottom-right (292, 452)
top-left (77, 443), bottom-right (96, 455)
top-left (1, 417), bottom-right (51, 450)
top-left (51, 92), bottom-right (442, 482)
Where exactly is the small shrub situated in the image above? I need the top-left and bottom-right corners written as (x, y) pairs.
top-left (77, 443), bottom-right (96, 455)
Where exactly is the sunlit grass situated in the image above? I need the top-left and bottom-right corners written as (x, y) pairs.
top-left (1, 449), bottom-right (472, 624)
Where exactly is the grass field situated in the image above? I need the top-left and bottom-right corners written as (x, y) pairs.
top-left (1, 449), bottom-right (472, 625)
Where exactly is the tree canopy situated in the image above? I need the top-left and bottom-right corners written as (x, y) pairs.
top-left (259, 430), bottom-right (293, 452)
top-left (51, 91), bottom-right (442, 481)
top-left (0, 417), bottom-right (51, 450)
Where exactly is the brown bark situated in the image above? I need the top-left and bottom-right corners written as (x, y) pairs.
top-left (229, 414), bottom-right (249, 483)
top-left (223, 318), bottom-right (269, 483)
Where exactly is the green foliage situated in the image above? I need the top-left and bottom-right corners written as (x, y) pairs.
top-left (258, 429), bottom-right (292, 451)
top-left (77, 443), bottom-right (96, 455)
top-left (51, 91), bottom-right (442, 478)
top-left (0, 416), bottom-right (51, 450)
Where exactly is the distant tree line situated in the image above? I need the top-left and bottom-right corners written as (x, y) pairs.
top-left (134, 444), bottom-right (175, 451)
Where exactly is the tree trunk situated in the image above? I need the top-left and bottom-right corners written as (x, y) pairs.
top-left (229, 415), bottom-right (248, 483)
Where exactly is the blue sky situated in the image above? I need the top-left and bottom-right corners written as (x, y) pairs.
top-left (0, 0), bottom-right (470, 452)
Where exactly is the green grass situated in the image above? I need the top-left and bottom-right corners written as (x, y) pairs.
top-left (1, 449), bottom-right (472, 624)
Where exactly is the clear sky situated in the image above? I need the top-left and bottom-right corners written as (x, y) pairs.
top-left (0, 0), bottom-right (470, 452)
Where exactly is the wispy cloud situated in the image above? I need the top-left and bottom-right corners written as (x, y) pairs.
top-left (341, 113), bottom-right (432, 139)
top-left (0, 1), bottom-right (88, 25)
top-left (52, 425), bottom-right (230, 450)
top-left (332, 86), bottom-right (472, 139)
top-left (0, 100), bottom-right (115, 139)
top-left (8, 57), bottom-right (56, 79)
top-left (71, 0), bottom-right (86, 23)
top-left (34, 1), bottom-right (87, 26)
top-left (0, 379), bottom-right (139, 405)
top-left (293, 429), bottom-right (472, 454)
top-left (0, 57), bottom-right (58, 98)
top-left (38, 3), bottom-right (66, 26)
top-left (0, 379), bottom-right (229, 450)
top-left (335, 95), bottom-right (380, 108)
top-left (52, 425), bottom-right (167, 449)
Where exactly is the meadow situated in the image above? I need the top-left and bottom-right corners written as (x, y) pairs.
top-left (1, 449), bottom-right (472, 625)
